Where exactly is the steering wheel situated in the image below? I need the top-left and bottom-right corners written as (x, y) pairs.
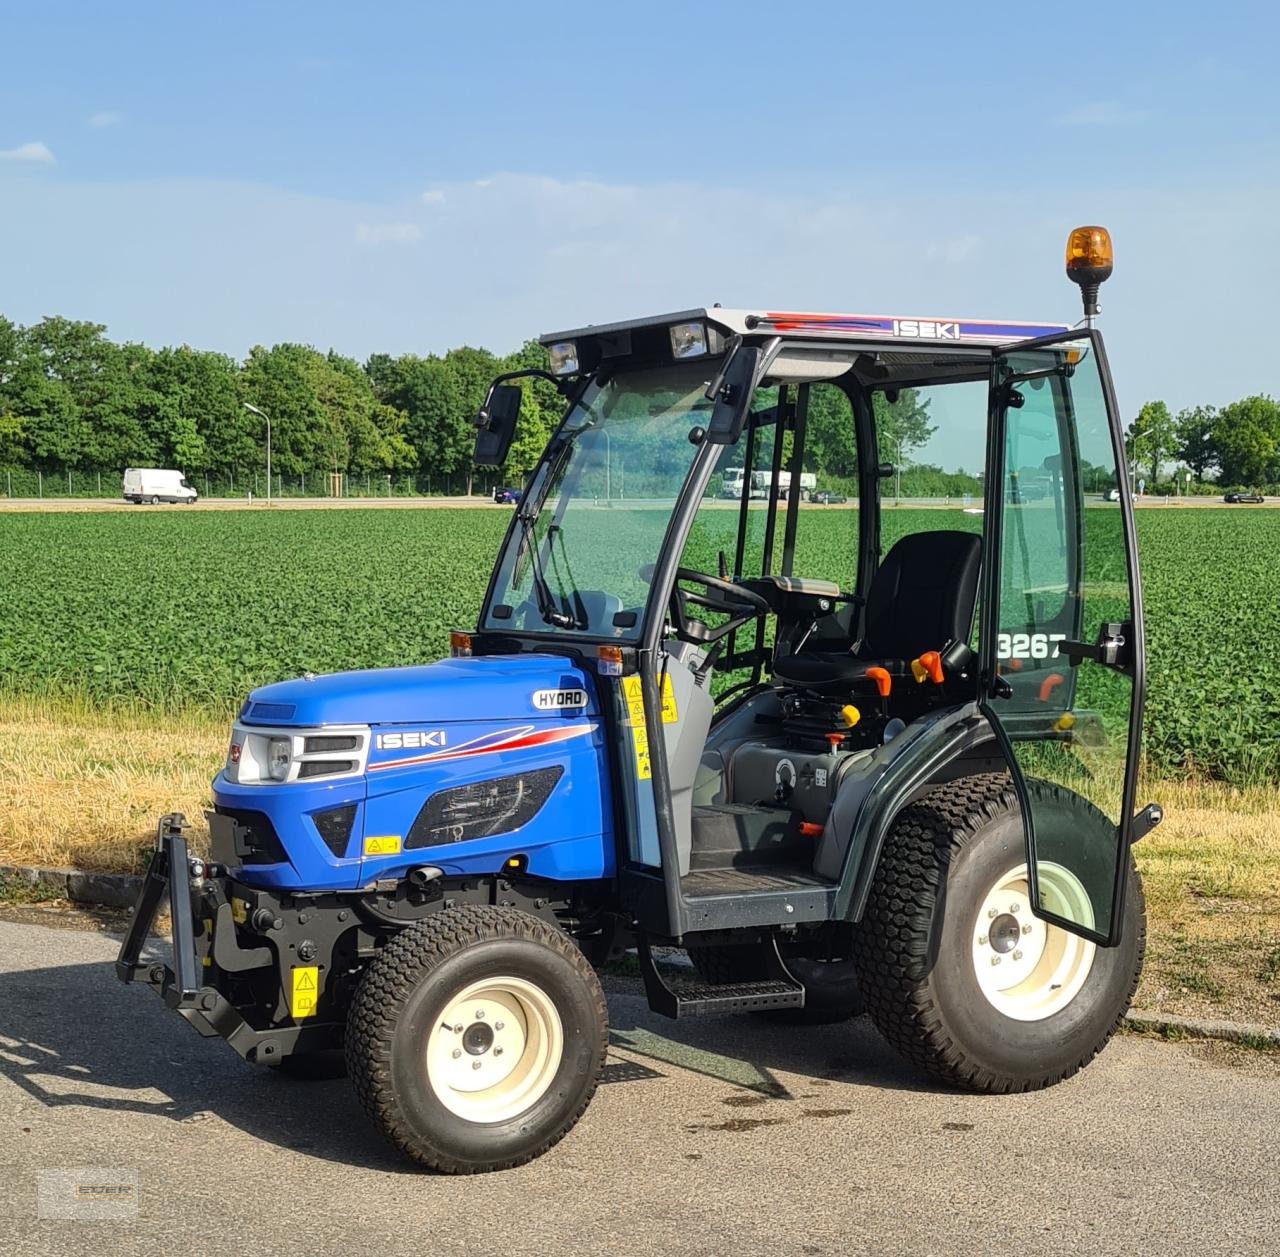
top-left (667, 567), bottom-right (770, 646)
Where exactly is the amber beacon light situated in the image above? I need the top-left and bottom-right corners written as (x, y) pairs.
top-left (1065, 225), bottom-right (1114, 320)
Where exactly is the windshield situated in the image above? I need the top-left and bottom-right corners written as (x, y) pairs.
top-left (483, 361), bottom-right (718, 639)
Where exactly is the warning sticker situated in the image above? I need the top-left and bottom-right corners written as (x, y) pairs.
top-left (363, 835), bottom-right (401, 856)
top-left (291, 966), bottom-right (319, 1019)
top-left (620, 674), bottom-right (678, 726)
top-left (631, 724), bottom-right (652, 780)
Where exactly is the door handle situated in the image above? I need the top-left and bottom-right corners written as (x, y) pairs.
top-left (1059, 622), bottom-right (1131, 670)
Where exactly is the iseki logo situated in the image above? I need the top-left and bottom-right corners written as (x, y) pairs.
top-left (892, 319), bottom-right (961, 340)
top-left (375, 730), bottom-right (447, 751)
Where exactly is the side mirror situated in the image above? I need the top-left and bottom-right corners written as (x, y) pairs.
top-left (706, 346), bottom-right (762, 445)
top-left (474, 384), bottom-right (521, 467)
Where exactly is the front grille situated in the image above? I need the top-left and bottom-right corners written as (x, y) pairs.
top-left (304, 734), bottom-right (359, 753)
top-left (407, 767), bottom-right (563, 850)
top-left (313, 804), bottom-right (357, 857)
top-left (297, 759), bottom-right (357, 779)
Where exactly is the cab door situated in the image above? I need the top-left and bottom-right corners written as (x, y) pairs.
top-left (981, 330), bottom-right (1144, 946)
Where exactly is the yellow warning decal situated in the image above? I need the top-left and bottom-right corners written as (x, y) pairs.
top-left (363, 834), bottom-right (401, 856)
top-left (620, 674), bottom-right (678, 726)
top-left (290, 965), bottom-right (319, 1019)
top-left (631, 723), bottom-right (652, 780)
top-left (230, 898), bottom-right (248, 925)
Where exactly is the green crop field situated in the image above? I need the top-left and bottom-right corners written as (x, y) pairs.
top-left (2, 506), bottom-right (1277, 784)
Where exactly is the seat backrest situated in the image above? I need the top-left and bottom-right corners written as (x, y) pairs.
top-left (861, 530), bottom-right (982, 661)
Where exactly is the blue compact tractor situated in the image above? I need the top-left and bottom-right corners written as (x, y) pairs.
top-left (119, 227), bottom-right (1160, 1172)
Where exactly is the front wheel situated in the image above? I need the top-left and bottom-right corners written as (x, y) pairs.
top-left (345, 906), bottom-right (607, 1173)
top-left (853, 773), bottom-right (1145, 1092)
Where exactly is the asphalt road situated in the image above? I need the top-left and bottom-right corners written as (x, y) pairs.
top-left (3, 917), bottom-right (1278, 1257)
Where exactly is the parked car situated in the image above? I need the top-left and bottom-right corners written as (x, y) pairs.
top-left (1224, 492), bottom-right (1265, 504)
top-left (811, 489), bottom-right (848, 505)
top-left (493, 486), bottom-right (522, 504)
top-left (123, 468), bottom-right (197, 504)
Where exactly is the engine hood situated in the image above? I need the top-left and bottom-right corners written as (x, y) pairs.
top-left (240, 655), bottom-right (599, 727)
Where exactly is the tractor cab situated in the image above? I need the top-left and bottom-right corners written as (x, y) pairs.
top-left (472, 230), bottom-right (1150, 965)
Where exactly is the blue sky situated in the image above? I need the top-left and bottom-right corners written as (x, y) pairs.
top-left (1, 1), bottom-right (1277, 419)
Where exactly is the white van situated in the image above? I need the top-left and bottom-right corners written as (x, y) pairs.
top-left (123, 468), bottom-right (198, 504)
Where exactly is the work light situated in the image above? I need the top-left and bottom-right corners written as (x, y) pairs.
top-left (547, 341), bottom-right (579, 376)
top-left (669, 321), bottom-right (708, 360)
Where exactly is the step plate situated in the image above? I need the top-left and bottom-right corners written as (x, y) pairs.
top-left (667, 977), bottom-right (805, 1018)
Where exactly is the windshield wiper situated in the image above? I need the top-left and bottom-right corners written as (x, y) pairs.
top-left (516, 512), bottom-right (583, 630)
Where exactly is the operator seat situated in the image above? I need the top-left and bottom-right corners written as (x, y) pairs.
top-left (771, 530), bottom-right (982, 688)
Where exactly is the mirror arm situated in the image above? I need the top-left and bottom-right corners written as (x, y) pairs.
top-left (476, 368), bottom-right (573, 427)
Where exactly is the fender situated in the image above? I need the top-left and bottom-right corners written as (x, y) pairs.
top-left (831, 701), bottom-right (992, 922)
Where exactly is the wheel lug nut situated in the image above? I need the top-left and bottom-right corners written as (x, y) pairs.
top-left (472, 1060), bottom-right (482, 1070)
top-left (452, 1048), bottom-right (461, 1059)
top-left (1022, 923), bottom-right (1033, 934)
top-left (475, 1009), bottom-right (485, 1019)
top-left (978, 935), bottom-right (988, 947)
top-left (494, 1021), bottom-right (504, 1031)
top-left (987, 908), bottom-right (998, 919)
top-left (493, 1046), bottom-right (503, 1057)
top-left (1010, 903), bottom-right (1020, 913)
top-left (991, 956), bottom-right (1001, 966)
top-left (454, 1024), bottom-right (464, 1033)
top-left (1012, 950), bottom-right (1023, 961)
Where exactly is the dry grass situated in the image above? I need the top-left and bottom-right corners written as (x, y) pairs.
top-left (1132, 776), bottom-right (1280, 1026)
top-left (0, 694), bottom-right (222, 874)
top-left (0, 695), bottom-right (1276, 1026)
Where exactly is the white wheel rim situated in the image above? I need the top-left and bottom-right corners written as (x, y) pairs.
top-left (971, 863), bottom-right (1096, 1022)
top-left (425, 975), bottom-right (563, 1123)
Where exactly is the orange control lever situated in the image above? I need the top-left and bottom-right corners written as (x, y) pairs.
top-left (865, 666), bottom-right (892, 698)
top-left (825, 732), bottom-right (845, 752)
top-left (1038, 672), bottom-right (1065, 702)
top-left (911, 651), bottom-right (944, 685)
top-left (798, 821), bottom-right (823, 838)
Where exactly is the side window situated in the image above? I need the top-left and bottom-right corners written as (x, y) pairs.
top-left (788, 383), bottom-right (858, 588)
top-left (876, 380), bottom-right (987, 560)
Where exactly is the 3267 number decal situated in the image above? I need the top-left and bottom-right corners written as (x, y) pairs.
top-left (996, 632), bottom-right (1066, 660)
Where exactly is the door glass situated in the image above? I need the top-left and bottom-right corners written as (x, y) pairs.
top-left (989, 338), bottom-right (1136, 942)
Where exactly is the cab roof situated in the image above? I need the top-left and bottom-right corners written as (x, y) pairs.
top-left (540, 307), bottom-right (1069, 348)
top-left (540, 307), bottom-right (1074, 391)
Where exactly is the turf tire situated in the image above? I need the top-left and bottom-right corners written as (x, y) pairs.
top-left (345, 906), bottom-right (607, 1174)
top-left (852, 772), bottom-right (1145, 1092)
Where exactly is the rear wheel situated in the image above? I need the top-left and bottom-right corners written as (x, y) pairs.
top-left (852, 773), bottom-right (1144, 1092)
top-left (346, 906), bottom-right (607, 1173)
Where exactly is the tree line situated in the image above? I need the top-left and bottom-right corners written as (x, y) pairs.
top-left (1126, 396), bottom-right (1280, 492)
top-left (2, 312), bottom-right (1274, 497)
top-left (0, 315), bottom-right (561, 496)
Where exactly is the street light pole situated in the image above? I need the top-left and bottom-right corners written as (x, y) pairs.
top-left (243, 403), bottom-right (272, 506)
top-left (895, 437), bottom-right (903, 504)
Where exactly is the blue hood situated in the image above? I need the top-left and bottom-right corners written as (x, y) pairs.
top-left (240, 655), bottom-right (598, 727)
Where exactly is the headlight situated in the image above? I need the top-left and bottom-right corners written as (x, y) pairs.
top-left (222, 723), bottom-right (371, 785)
top-left (268, 737), bottom-right (292, 782)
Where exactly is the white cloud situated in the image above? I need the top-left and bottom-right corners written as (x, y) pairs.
top-left (0, 141), bottom-right (55, 164)
top-left (420, 189), bottom-right (446, 205)
top-left (88, 111), bottom-right (122, 128)
top-left (355, 221), bottom-right (422, 245)
top-left (1, 167), bottom-right (1276, 422)
top-left (1057, 101), bottom-right (1151, 127)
